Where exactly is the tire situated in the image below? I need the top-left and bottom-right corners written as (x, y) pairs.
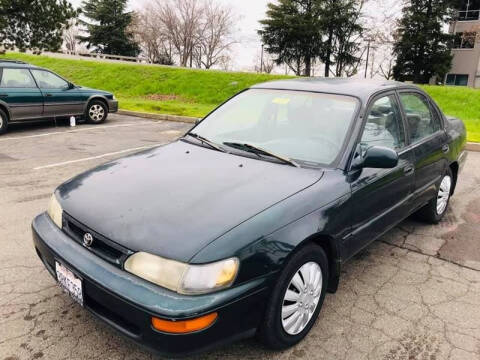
top-left (415, 168), bottom-right (453, 224)
top-left (0, 108), bottom-right (8, 135)
top-left (85, 100), bottom-right (108, 124)
top-left (258, 244), bottom-right (329, 350)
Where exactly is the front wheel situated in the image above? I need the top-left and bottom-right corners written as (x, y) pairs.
top-left (258, 244), bottom-right (328, 350)
top-left (86, 100), bottom-right (108, 124)
top-left (415, 168), bottom-right (453, 224)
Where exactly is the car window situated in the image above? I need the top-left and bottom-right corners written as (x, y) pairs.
top-left (360, 95), bottom-right (405, 151)
top-left (31, 70), bottom-right (69, 89)
top-left (399, 93), bottom-right (440, 143)
top-left (0, 68), bottom-right (37, 88)
top-left (193, 89), bottom-right (359, 166)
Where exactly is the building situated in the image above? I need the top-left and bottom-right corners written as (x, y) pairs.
top-left (447, 0), bottom-right (480, 87)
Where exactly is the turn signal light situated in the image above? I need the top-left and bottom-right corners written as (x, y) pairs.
top-left (151, 312), bottom-right (218, 334)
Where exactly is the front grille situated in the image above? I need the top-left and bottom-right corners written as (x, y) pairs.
top-left (62, 212), bottom-right (133, 267)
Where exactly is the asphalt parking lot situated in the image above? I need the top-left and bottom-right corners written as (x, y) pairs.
top-left (1, 114), bottom-right (479, 360)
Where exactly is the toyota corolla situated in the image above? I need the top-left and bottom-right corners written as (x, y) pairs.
top-left (32, 78), bottom-right (467, 355)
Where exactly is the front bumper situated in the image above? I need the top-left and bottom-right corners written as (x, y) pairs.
top-left (32, 213), bottom-right (269, 356)
top-left (108, 99), bottom-right (119, 113)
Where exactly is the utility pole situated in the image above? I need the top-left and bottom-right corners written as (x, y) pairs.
top-left (364, 39), bottom-right (372, 79)
top-left (260, 44), bottom-right (264, 73)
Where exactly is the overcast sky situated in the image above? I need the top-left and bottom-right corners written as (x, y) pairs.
top-left (69, 0), bottom-right (402, 73)
top-left (70, 0), bottom-right (271, 71)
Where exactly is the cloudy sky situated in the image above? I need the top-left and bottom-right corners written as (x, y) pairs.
top-left (69, 0), bottom-right (401, 73)
top-left (70, 0), bottom-right (271, 71)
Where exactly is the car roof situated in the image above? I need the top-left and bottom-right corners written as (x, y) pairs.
top-left (0, 60), bottom-right (38, 69)
top-left (251, 77), bottom-right (420, 102)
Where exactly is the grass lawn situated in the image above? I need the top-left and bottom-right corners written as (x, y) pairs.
top-left (2, 52), bottom-right (479, 142)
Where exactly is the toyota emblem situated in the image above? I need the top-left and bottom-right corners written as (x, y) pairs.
top-left (83, 233), bottom-right (94, 248)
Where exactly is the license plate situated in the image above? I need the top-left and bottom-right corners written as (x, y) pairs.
top-left (55, 261), bottom-right (83, 306)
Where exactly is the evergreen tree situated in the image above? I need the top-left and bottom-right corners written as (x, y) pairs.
top-left (258, 0), bottom-right (323, 76)
top-left (393, 0), bottom-right (459, 83)
top-left (0, 0), bottom-right (77, 52)
top-left (79, 0), bottom-right (139, 56)
top-left (258, 0), bottom-right (364, 77)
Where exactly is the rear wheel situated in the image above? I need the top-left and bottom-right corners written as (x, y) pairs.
top-left (86, 100), bottom-right (108, 124)
top-left (415, 168), bottom-right (453, 224)
top-left (0, 108), bottom-right (8, 135)
top-left (258, 244), bottom-right (328, 350)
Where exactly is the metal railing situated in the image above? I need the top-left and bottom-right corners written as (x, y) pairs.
top-left (458, 9), bottom-right (480, 21)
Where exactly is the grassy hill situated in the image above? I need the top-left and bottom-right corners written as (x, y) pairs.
top-left (2, 52), bottom-right (479, 142)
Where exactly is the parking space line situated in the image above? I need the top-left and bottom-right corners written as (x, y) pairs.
top-left (0, 122), bottom-right (156, 142)
top-left (33, 144), bottom-right (162, 170)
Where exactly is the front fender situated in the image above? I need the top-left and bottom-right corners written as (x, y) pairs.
top-left (190, 170), bottom-right (351, 289)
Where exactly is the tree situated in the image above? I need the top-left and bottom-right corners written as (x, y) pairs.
top-left (0, 0), bottom-right (77, 53)
top-left (258, 0), bottom-right (323, 76)
top-left (131, 6), bottom-right (174, 64)
top-left (196, 1), bottom-right (236, 69)
top-left (78, 0), bottom-right (140, 56)
top-left (258, 0), bottom-right (364, 77)
top-left (155, 0), bottom-right (204, 67)
top-left (63, 19), bottom-right (80, 54)
top-left (392, 0), bottom-right (458, 84)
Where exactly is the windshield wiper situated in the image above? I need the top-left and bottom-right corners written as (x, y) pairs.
top-left (184, 133), bottom-right (226, 152)
top-left (223, 142), bottom-right (299, 167)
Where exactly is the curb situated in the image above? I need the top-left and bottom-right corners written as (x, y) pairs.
top-left (466, 142), bottom-right (480, 152)
top-left (117, 110), bottom-right (198, 124)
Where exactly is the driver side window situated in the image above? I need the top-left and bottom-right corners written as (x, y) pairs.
top-left (361, 95), bottom-right (405, 151)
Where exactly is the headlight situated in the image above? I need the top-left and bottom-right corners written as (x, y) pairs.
top-left (124, 252), bottom-right (239, 295)
top-left (47, 194), bottom-right (63, 228)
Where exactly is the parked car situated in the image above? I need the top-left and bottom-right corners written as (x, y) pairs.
top-left (32, 78), bottom-right (467, 355)
top-left (0, 60), bottom-right (118, 134)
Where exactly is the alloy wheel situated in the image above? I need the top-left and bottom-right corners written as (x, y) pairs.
top-left (89, 104), bottom-right (105, 122)
top-left (281, 261), bottom-right (322, 335)
top-left (436, 175), bottom-right (452, 215)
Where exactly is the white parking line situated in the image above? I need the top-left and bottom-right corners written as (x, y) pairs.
top-left (33, 144), bottom-right (162, 170)
top-left (0, 122), bottom-right (155, 142)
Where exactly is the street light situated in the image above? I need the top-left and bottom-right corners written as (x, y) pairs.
top-left (260, 44), bottom-right (264, 73)
top-left (364, 38), bottom-right (374, 79)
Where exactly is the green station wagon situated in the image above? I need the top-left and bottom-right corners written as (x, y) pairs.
top-left (0, 60), bottom-right (118, 134)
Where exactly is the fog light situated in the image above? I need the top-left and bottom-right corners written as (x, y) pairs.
top-left (151, 312), bottom-right (218, 334)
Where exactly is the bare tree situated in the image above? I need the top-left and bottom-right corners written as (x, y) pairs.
top-left (253, 52), bottom-right (275, 73)
top-left (155, 0), bottom-right (204, 67)
top-left (63, 19), bottom-right (80, 54)
top-left (131, 7), bottom-right (174, 64)
top-left (196, 1), bottom-right (236, 69)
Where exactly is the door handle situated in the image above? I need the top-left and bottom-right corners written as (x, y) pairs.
top-left (442, 144), bottom-right (449, 153)
top-left (0, 94), bottom-right (8, 98)
top-left (404, 165), bottom-right (414, 175)
top-left (46, 93), bottom-right (53, 97)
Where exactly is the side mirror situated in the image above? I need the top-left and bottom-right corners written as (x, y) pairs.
top-left (67, 82), bottom-right (75, 89)
top-left (351, 145), bottom-right (399, 170)
top-left (195, 118), bottom-right (202, 125)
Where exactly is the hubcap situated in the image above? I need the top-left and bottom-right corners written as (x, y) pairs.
top-left (0, 115), bottom-right (3, 128)
top-left (437, 175), bottom-right (452, 215)
top-left (89, 104), bottom-right (105, 122)
top-left (281, 261), bottom-right (322, 335)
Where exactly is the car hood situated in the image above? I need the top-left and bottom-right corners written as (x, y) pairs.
top-left (76, 86), bottom-right (111, 96)
top-left (57, 141), bottom-right (323, 262)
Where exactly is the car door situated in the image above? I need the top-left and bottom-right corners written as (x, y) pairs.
top-left (30, 69), bottom-right (84, 117)
top-left (0, 67), bottom-right (43, 120)
top-left (397, 91), bottom-right (448, 209)
top-left (344, 92), bottom-right (415, 259)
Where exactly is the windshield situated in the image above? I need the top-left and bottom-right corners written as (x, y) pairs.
top-left (193, 89), bottom-right (359, 166)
